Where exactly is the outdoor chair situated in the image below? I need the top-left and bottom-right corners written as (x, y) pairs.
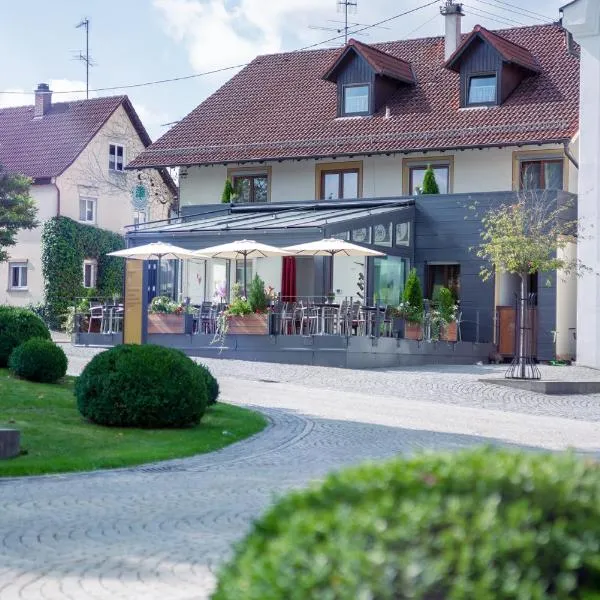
top-left (88, 302), bottom-right (103, 333)
top-left (298, 301), bottom-right (319, 335)
top-left (279, 302), bottom-right (297, 335)
top-left (350, 301), bottom-right (366, 336)
top-left (111, 305), bottom-right (124, 333)
top-left (198, 301), bottom-right (213, 334)
top-left (456, 311), bottom-right (463, 342)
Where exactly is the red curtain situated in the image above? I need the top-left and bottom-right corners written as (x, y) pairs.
top-left (281, 256), bottom-right (297, 302)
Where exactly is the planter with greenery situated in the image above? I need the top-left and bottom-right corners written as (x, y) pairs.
top-left (398, 268), bottom-right (424, 340)
top-left (221, 178), bottom-right (236, 203)
top-left (435, 286), bottom-right (459, 342)
top-left (227, 276), bottom-right (271, 335)
top-left (213, 447), bottom-right (600, 600)
top-left (147, 296), bottom-right (188, 334)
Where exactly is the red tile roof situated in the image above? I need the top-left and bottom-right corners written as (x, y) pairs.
top-left (445, 25), bottom-right (541, 73)
top-left (129, 24), bottom-right (579, 169)
top-left (323, 38), bottom-right (415, 84)
top-left (0, 95), bottom-right (176, 194)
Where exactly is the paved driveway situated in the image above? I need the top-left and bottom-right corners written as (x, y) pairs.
top-left (1, 349), bottom-right (599, 599)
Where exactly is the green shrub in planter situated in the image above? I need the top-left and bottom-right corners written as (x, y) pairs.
top-left (213, 448), bottom-right (600, 600)
top-left (0, 306), bottom-right (51, 367)
top-left (75, 344), bottom-right (208, 428)
top-left (8, 338), bottom-right (68, 383)
top-left (197, 363), bottom-right (219, 405)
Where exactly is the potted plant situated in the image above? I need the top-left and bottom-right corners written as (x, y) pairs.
top-left (148, 296), bottom-right (187, 334)
top-left (437, 286), bottom-right (459, 342)
top-left (399, 268), bottom-right (424, 340)
top-left (227, 276), bottom-right (271, 335)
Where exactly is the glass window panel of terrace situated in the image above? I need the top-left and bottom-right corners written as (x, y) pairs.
top-left (468, 75), bottom-right (496, 104)
top-left (409, 166), bottom-right (449, 195)
top-left (235, 260), bottom-right (253, 286)
top-left (373, 256), bottom-right (408, 306)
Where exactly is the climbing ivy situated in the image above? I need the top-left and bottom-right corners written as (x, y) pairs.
top-left (41, 217), bottom-right (125, 327)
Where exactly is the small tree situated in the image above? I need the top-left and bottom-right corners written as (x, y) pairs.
top-left (421, 165), bottom-right (440, 195)
top-left (248, 274), bottom-right (268, 313)
top-left (221, 179), bottom-right (235, 203)
top-left (401, 268), bottom-right (424, 323)
top-left (0, 165), bottom-right (38, 262)
top-left (475, 192), bottom-right (584, 378)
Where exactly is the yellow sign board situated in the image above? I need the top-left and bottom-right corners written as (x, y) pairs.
top-left (123, 259), bottom-right (144, 345)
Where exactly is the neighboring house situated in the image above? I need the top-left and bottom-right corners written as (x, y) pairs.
top-left (0, 84), bottom-right (177, 307)
top-left (129, 5), bottom-right (580, 360)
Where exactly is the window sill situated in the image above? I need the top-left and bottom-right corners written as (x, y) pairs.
top-left (459, 104), bottom-right (496, 111)
top-left (335, 115), bottom-right (371, 121)
top-left (7, 288), bottom-right (28, 292)
top-left (78, 220), bottom-right (97, 225)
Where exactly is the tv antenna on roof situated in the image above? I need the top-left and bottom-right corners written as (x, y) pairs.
top-left (75, 18), bottom-right (95, 99)
top-left (338, 0), bottom-right (358, 44)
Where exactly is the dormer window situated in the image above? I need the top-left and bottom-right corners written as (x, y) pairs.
top-left (343, 84), bottom-right (370, 115)
top-left (467, 74), bottom-right (497, 105)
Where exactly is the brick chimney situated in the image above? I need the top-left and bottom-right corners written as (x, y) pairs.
top-left (34, 83), bottom-right (52, 118)
top-left (441, 1), bottom-right (464, 61)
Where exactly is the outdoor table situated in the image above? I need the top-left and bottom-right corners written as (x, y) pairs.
top-left (313, 303), bottom-right (341, 335)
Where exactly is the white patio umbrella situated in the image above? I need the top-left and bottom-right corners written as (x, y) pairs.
top-left (193, 239), bottom-right (291, 296)
top-left (283, 238), bottom-right (385, 298)
top-left (108, 242), bottom-right (203, 297)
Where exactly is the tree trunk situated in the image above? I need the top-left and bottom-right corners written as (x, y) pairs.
top-left (518, 273), bottom-right (528, 378)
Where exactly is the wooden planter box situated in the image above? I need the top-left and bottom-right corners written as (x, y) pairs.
top-left (148, 313), bottom-right (186, 334)
top-left (441, 321), bottom-right (458, 342)
top-left (404, 322), bottom-right (423, 340)
top-left (228, 314), bottom-right (269, 335)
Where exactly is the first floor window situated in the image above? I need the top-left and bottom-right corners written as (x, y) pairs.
top-left (231, 173), bottom-right (269, 203)
top-left (343, 84), bottom-right (370, 115)
top-left (79, 197), bottom-right (97, 223)
top-left (427, 263), bottom-right (460, 301)
top-left (9, 262), bottom-right (27, 290)
top-left (133, 210), bottom-right (147, 226)
top-left (109, 143), bottom-right (125, 172)
top-left (467, 74), bottom-right (497, 105)
top-left (83, 259), bottom-right (97, 289)
top-left (321, 169), bottom-right (359, 200)
top-left (409, 164), bottom-right (450, 195)
top-left (519, 159), bottom-right (564, 191)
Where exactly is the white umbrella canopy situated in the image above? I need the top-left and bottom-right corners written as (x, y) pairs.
top-left (193, 239), bottom-right (291, 295)
top-left (107, 242), bottom-right (201, 261)
top-left (283, 238), bottom-right (385, 257)
top-left (107, 242), bottom-right (203, 298)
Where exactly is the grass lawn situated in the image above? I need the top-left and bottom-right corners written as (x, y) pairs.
top-left (0, 369), bottom-right (267, 477)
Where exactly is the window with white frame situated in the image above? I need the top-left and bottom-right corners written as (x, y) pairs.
top-left (109, 143), bottom-right (125, 172)
top-left (79, 197), bottom-right (97, 223)
top-left (9, 262), bottom-right (27, 290)
top-left (133, 210), bottom-right (147, 226)
top-left (83, 259), bottom-right (97, 289)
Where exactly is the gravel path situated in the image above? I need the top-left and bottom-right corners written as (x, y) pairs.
top-left (0, 345), bottom-right (598, 599)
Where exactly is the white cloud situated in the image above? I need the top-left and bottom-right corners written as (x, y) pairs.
top-left (133, 101), bottom-right (172, 141)
top-left (0, 79), bottom-right (91, 108)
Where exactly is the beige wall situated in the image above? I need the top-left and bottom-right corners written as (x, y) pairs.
top-left (0, 184), bottom-right (58, 306)
top-left (179, 143), bottom-right (576, 206)
top-left (0, 105), bottom-right (174, 307)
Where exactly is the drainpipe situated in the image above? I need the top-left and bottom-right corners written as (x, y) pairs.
top-left (51, 178), bottom-right (61, 216)
top-left (563, 141), bottom-right (579, 170)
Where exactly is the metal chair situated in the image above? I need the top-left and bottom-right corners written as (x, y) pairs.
top-left (350, 301), bottom-right (366, 336)
top-left (88, 302), bottom-right (103, 333)
top-left (456, 311), bottom-right (463, 342)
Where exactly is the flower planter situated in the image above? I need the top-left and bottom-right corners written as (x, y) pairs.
top-left (228, 314), bottom-right (269, 335)
top-left (148, 313), bottom-right (186, 334)
top-left (441, 321), bottom-right (458, 342)
top-left (404, 322), bottom-right (423, 340)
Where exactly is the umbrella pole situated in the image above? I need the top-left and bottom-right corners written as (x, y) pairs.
top-left (243, 253), bottom-right (248, 298)
top-left (156, 255), bottom-right (162, 298)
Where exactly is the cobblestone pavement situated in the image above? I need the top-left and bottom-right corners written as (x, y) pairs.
top-left (1, 346), bottom-right (599, 599)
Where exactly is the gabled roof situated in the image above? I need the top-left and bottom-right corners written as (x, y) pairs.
top-left (323, 38), bottom-right (415, 85)
top-left (445, 25), bottom-right (541, 73)
top-left (129, 24), bottom-right (579, 169)
top-left (0, 95), bottom-right (176, 194)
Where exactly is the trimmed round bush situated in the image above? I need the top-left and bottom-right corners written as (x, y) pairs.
top-left (75, 344), bottom-right (208, 428)
top-left (0, 306), bottom-right (51, 367)
top-left (213, 448), bottom-right (600, 599)
top-left (9, 338), bottom-right (67, 383)
top-left (197, 363), bottom-right (219, 405)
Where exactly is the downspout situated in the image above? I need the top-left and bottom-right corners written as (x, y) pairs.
top-left (563, 140), bottom-right (579, 170)
top-left (51, 178), bottom-right (61, 216)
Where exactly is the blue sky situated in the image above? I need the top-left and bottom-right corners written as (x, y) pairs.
top-left (0, 0), bottom-right (567, 141)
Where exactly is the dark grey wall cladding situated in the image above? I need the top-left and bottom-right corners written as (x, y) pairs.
top-left (537, 272), bottom-right (556, 362)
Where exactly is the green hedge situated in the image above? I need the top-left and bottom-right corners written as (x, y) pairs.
top-left (75, 344), bottom-right (209, 428)
top-left (214, 448), bottom-right (600, 599)
top-left (41, 216), bottom-right (125, 327)
top-left (9, 338), bottom-right (68, 383)
top-left (0, 306), bottom-right (51, 367)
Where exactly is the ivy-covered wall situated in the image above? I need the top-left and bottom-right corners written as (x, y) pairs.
top-left (41, 216), bottom-right (125, 326)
